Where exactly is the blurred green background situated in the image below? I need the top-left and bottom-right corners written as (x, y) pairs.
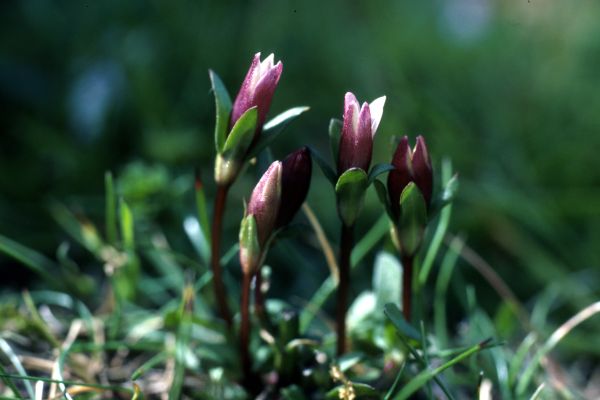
top-left (1, 0), bottom-right (599, 330)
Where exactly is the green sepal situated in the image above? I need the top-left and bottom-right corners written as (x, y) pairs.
top-left (328, 118), bottom-right (342, 163)
top-left (239, 215), bottom-right (260, 275)
top-left (222, 107), bottom-right (257, 157)
top-left (247, 106), bottom-right (310, 159)
top-left (214, 107), bottom-right (258, 184)
top-left (308, 146), bottom-right (337, 185)
top-left (335, 168), bottom-right (368, 227)
top-left (397, 182), bottom-right (428, 256)
top-left (209, 70), bottom-right (232, 154)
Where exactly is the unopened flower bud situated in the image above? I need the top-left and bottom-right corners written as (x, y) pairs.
top-left (246, 161), bottom-right (282, 247)
top-left (387, 135), bottom-right (433, 219)
top-left (276, 147), bottom-right (312, 228)
top-left (231, 53), bottom-right (283, 138)
top-left (337, 92), bottom-right (386, 174)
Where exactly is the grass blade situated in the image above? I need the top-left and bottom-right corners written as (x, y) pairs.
top-left (0, 234), bottom-right (61, 287)
top-left (418, 158), bottom-right (453, 286)
top-left (0, 338), bottom-right (34, 399)
top-left (394, 339), bottom-right (495, 400)
top-left (516, 301), bottom-right (600, 395)
top-left (105, 171), bottom-right (118, 244)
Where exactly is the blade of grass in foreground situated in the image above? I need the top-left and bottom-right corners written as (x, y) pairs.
top-left (516, 301), bottom-right (600, 396)
top-left (393, 339), bottom-right (496, 400)
top-left (0, 235), bottom-right (61, 287)
top-left (300, 214), bottom-right (389, 332)
top-left (0, 338), bottom-right (34, 399)
top-left (0, 364), bottom-right (25, 399)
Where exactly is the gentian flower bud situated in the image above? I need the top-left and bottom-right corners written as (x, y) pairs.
top-left (246, 161), bottom-right (282, 247)
top-left (337, 92), bottom-right (386, 174)
top-left (387, 135), bottom-right (433, 219)
top-left (276, 147), bottom-right (312, 228)
top-left (239, 161), bottom-right (282, 275)
top-left (231, 53), bottom-right (283, 138)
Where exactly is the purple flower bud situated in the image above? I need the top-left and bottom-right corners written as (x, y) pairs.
top-left (276, 147), bottom-right (312, 228)
top-left (230, 53), bottom-right (283, 139)
top-left (337, 92), bottom-right (386, 174)
top-left (387, 135), bottom-right (433, 219)
top-left (246, 161), bottom-right (282, 246)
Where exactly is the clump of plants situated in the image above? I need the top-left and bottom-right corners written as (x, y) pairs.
top-left (1, 52), bottom-right (598, 400)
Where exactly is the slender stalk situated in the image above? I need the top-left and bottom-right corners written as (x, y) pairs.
top-left (239, 272), bottom-right (252, 388)
top-left (211, 184), bottom-right (233, 327)
top-left (401, 254), bottom-right (413, 322)
top-left (336, 224), bottom-right (354, 356)
top-left (253, 269), bottom-right (269, 326)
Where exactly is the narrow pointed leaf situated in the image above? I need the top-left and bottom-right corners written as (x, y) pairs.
top-left (383, 303), bottom-right (421, 341)
top-left (248, 106), bottom-right (310, 158)
top-left (209, 70), bottom-right (232, 153)
top-left (105, 171), bottom-right (118, 244)
top-left (326, 383), bottom-right (379, 399)
top-left (328, 118), bottom-right (342, 162)
top-left (335, 168), bottom-right (368, 227)
top-left (373, 179), bottom-right (393, 219)
top-left (368, 163), bottom-right (395, 184)
top-left (308, 146), bottom-right (337, 185)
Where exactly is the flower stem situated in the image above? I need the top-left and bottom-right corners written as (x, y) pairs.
top-left (240, 271), bottom-right (252, 385)
top-left (210, 184), bottom-right (233, 328)
top-left (336, 223), bottom-right (354, 356)
top-left (401, 254), bottom-right (413, 322)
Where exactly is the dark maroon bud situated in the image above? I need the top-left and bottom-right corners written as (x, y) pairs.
top-left (276, 147), bottom-right (312, 228)
top-left (387, 135), bottom-right (434, 219)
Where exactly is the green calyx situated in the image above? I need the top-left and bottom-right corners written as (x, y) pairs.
top-left (394, 182), bottom-right (428, 256)
top-left (213, 107), bottom-right (258, 185)
top-left (239, 214), bottom-right (261, 275)
top-left (335, 168), bottom-right (369, 227)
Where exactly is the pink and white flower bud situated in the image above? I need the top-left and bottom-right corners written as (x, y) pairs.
top-left (230, 53), bottom-right (283, 138)
top-left (337, 92), bottom-right (386, 174)
top-left (246, 161), bottom-right (282, 246)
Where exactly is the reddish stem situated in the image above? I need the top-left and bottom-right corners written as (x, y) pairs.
top-left (210, 184), bottom-right (233, 327)
top-left (336, 224), bottom-right (354, 356)
top-left (240, 272), bottom-right (252, 384)
top-left (401, 254), bottom-right (413, 322)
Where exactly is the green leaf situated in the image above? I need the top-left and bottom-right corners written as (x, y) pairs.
top-left (326, 383), bottom-right (380, 399)
top-left (308, 146), bottom-right (337, 185)
top-left (373, 179), bottom-right (393, 218)
top-left (209, 69), bottom-right (232, 153)
top-left (0, 234), bottom-right (61, 287)
top-left (383, 303), bottom-right (421, 341)
top-left (105, 171), bottom-right (118, 245)
top-left (368, 163), bottom-right (395, 184)
top-left (419, 158), bottom-right (455, 285)
top-left (120, 199), bottom-right (135, 250)
top-left (373, 252), bottom-right (402, 311)
top-left (247, 106), bottom-right (310, 158)
top-left (328, 118), bottom-right (342, 162)
top-left (335, 168), bottom-right (368, 227)
top-left (397, 182), bottom-right (428, 255)
top-left (222, 107), bottom-right (257, 160)
top-left (393, 339), bottom-right (495, 399)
